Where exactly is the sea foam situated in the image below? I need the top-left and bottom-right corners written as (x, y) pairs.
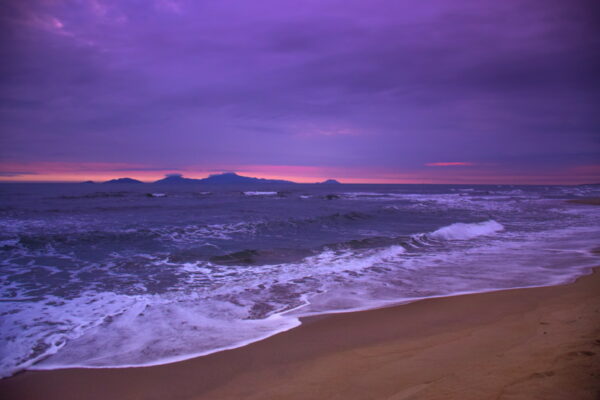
top-left (430, 220), bottom-right (504, 240)
top-left (243, 191), bottom-right (278, 196)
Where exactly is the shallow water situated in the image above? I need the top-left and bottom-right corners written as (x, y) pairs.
top-left (1, 183), bottom-right (599, 377)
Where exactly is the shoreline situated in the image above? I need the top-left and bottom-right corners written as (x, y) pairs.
top-left (2, 266), bottom-right (599, 399)
top-left (18, 266), bottom-right (596, 374)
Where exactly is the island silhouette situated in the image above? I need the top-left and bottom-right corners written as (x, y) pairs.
top-left (98, 172), bottom-right (341, 185)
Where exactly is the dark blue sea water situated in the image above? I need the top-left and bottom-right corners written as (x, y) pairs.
top-left (1, 183), bottom-right (599, 377)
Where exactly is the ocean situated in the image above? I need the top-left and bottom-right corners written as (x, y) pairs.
top-left (1, 182), bottom-right (599, 378)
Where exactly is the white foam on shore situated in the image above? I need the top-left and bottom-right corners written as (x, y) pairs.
top-left (29, 304), bottom-right (301, 372)
top-left (25, 248), bottom-right (597, 375)
top-left (0, 292), bottom-right (140, 378)
top-left (288, 267), bottom-right (596, 319)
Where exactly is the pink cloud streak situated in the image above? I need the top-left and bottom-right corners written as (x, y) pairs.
top-left (425, 162), bottom-right (475, 167)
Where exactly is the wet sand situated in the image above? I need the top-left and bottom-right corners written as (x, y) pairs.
top-left (2, 268), bottom-right (599, 400)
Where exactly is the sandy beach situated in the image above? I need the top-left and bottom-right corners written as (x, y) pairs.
top-left (1, 266), bottom-right (598, 400)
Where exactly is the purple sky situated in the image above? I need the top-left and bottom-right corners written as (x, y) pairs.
top-left (0, 0), bottom-right (599, 183)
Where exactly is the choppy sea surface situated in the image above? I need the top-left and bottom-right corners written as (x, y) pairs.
top-left (1, 183), bottom-right (599, 378)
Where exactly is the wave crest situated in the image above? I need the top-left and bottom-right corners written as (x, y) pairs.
top-left (430, 220), bottom-right (504, 240)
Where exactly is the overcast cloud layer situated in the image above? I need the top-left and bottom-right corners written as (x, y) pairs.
top-left (0, 0), bottom-right (599, 182)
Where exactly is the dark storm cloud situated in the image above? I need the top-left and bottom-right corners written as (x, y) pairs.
top-left (0, 0), bottom-right (598, 181)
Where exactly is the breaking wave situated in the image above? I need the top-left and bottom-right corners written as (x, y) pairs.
top-left (430, 220), bottom-right (504, 240)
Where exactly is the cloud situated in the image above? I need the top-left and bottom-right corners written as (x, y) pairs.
top-left (0, 171), bottom-right (38, 177)
top-left (0, 0), bottom-right (598, 183)
top-left (425, 162), bottom-right (475, 167)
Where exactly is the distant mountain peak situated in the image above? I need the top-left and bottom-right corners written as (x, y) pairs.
top-left (151, 172), bottom-right (296, 185)
top-left (319, 179), bottom-right (341, 184)
top-left (201, 172), bottom-right (295, 185)
top-left (210, 172), bottom-right (238, 177)
top-left (154, 174), bottom-right (199, 184)
top-left (103, 177), bottom-right (143, 184)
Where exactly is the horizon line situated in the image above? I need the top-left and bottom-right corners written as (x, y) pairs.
top-left (0, 176), bottom-right (595, 186)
